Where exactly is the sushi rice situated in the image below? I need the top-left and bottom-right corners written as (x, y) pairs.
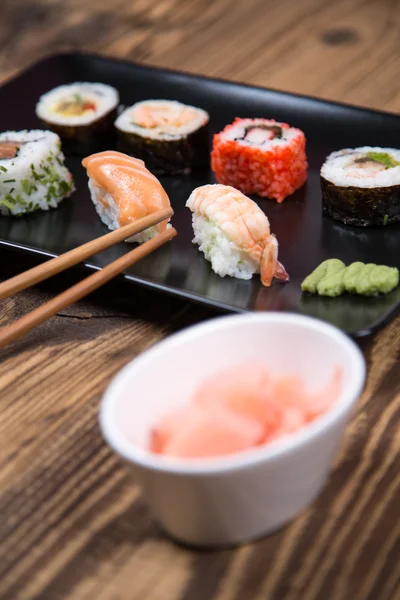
top-left (321, 147), bottom-right (400, 188)
top-left (0, 130), bottom-right (74, 216)
top-left (191, 213), bottom-right (259, 280)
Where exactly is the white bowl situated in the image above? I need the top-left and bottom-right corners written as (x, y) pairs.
top-left (100, 313), bottom-right (365, 548)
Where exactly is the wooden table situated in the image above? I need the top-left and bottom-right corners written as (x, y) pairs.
top-left (1, 1), bottom-right (399, 599)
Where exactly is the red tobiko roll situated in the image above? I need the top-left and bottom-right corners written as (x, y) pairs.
top-left (211, 118), bottom-right (308, 203)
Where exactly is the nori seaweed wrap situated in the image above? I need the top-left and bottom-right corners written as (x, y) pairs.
top-left (36, 83), bottom-right (119, 155)
top-left (115, 99), bottom-right (209, 175)
top-left (321, 147), bottom-right (400, 226)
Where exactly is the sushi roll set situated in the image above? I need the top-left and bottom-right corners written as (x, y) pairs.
top-left (36, 85), bottom-right (210, 174)
top-left (0, 130), bottom-right (74, 216)
top-left (0, 75), bottom-right (398, 295)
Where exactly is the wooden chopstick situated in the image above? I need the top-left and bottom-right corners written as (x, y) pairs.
top-left (0, 207), bottom-right (173, 300)
top-left (0, 226), bottom-right (177, 349)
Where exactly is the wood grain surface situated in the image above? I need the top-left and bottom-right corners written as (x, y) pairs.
top-left (1, 0), bottom-right (399, 599)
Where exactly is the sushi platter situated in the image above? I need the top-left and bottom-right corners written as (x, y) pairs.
top-left (0, 52), bottom-right (399, 337)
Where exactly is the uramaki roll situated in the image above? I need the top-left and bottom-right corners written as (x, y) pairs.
top-left (211, 118), bottom-right (308, 202)
top-left (0, 129), bottom-right (74, 215)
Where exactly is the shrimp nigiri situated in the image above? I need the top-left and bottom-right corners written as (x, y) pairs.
top-left (82, 150), bottom-right (171, 243)
top-left (186, 184), bottom-right (288, 286)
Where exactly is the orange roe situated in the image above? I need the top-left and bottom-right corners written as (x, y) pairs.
top-left (211, 118), bottom-right (308, 203)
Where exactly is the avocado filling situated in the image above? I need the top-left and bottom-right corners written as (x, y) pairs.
top-left (353, 152), bottom-right (400, 170)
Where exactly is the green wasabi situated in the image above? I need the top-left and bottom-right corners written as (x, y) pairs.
top-left (302, 259), bottom-right (399, 297)
top-left (317, 269), bottom-right (346, 297)
top-left (301, 259), bottom-right (345, 293)
top-left (367, 265), bottom-right (399, 295)
top-left (355, 264), bottom-right (377, 295)
top-left (343, 262), bottom-right (365, 294)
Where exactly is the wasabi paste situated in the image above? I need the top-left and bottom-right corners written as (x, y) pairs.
top-left (301, 259), bottom-right (399, 297)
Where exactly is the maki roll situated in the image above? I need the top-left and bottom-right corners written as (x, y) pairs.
top-left (81, 150), bottom-right (171, 243)
top-left (211, 118), bottom-right (308, 202)
top-left (0, 130), bottom-right (74, 216)
top-left (36, 82), bottom-right (119, 155)
top-left (186, 183), bottom-right (289, 286)
top-left (321, 147), bottom-right (400, 226)
top-left (115, 99), bottom-right (209, 174)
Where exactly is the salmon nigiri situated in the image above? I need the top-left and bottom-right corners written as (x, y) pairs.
top-left (186, 184), bottom-right (289, 286)
top-left (82, 150), bottom-right (172, 243)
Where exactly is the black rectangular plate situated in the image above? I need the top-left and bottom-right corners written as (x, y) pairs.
top-left (0, 53), bottom-right (399, 337)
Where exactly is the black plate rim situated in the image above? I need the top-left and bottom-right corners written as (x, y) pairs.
top-left (4, 50), bottom-right (400, 121)
top-left (2, 236), bottom-right (399, 338)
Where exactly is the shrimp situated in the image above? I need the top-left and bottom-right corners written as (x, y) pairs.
top-left (186, 184), bottom-right (289, 286)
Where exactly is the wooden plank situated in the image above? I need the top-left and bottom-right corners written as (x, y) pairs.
top-left (0, 0), bottom-right (399, 598)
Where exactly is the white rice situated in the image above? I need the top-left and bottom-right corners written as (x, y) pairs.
top-left (0, 129), bottom-right (74, 216)
top-left (190, 213), bottom-right (258, 280)
top-left (115, 99), bottom-right (209, 141)
top-left (36, 82), bottom-right (119, 126)
top-left (88, 178), bottom-right (166, 243)
top-left (221, 118), bottom-right (302, 149)
top-left (321, 146), bottom-right (400, 188)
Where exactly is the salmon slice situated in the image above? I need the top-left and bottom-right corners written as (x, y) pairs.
top-left (82, 150), bottom-right (171, 229)
top-left (134, 104), bottom-right (197, 128)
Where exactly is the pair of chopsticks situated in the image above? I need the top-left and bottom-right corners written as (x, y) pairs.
top-left (0, 208), bottom-right (176, 349)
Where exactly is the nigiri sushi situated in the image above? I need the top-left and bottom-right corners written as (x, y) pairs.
top-left (82, 150), bottom-right (171, 243)
top-left (186, 184), bottom-right (289, 286)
